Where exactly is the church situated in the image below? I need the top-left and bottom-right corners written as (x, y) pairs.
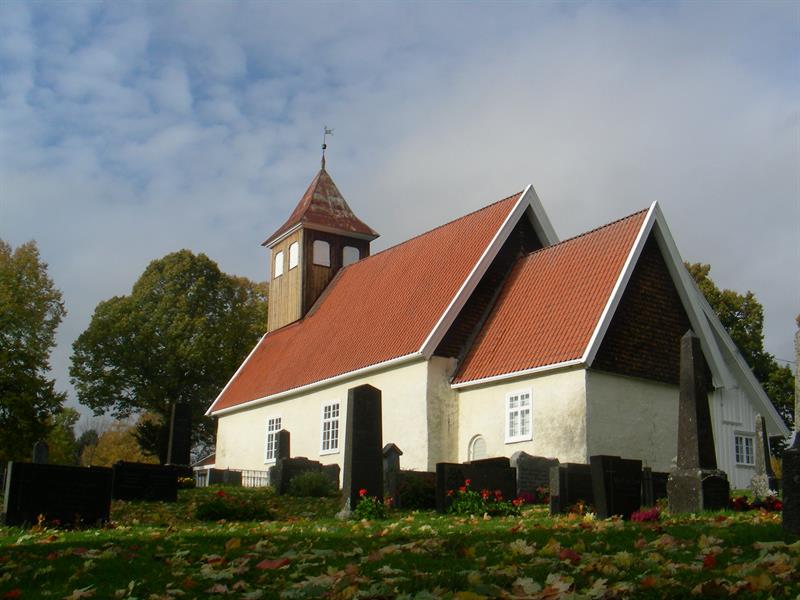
top-left (206, 165), bottom-right (788, 490)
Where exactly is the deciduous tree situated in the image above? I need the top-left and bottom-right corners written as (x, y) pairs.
top-left (70, 250), bottom-right (267, 460)
top-left (0, 240), bottom-right (66, 462)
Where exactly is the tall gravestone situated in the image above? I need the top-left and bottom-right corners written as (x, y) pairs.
top-left (782, 324), bottom-right (800, 537)
top-left (340, 384), bottom-right (383, 515)
top-left (667, 330), bottom-right (729, 513)
top-left (383, 443), bottom-right (403, 507)
top-left (166, 402), bottom-right (192, 466)
top-left (32, 440), bottom-right (49, 464)
top-left (276, 430), bottom-right (291, 461)
top-left (750, 415), bottom-right (778, 496)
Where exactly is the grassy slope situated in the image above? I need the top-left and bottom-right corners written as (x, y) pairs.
top-left (0, 487), bottom-right (798, 599)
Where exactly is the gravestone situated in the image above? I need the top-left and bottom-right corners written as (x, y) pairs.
top-left (782, 325), bottom-right (800, 537)
top-left (340, 384), bottom-right (383, 515)
top-left (590, 455), bottom-right (642, 519)
top-left (435, 459), bottom-right (517, 513)
top-left (269, 457), bottom-right (340, 495)
top-left (383, 444), bottom-right (403, 506)
top-left (276, 429), bottom-right (291, 461)
top-left (111, 462), bottom-right (180, 501)
top-left (3, 462), bottom-right (113, 526)
top-left (207, 469), bottom-right (243, 486)
top-left (166, 402), bottom-right (192, 466)
top-left (642, 468), bottom-right (670, 507)
top-left (549, 463), bottom-right (595, 515)
top-left (750, 415), bottom-right (778, 496)
top-left (511, 451), bottom-right (558, 496)
top-left (667, 331), bottom-right (730, 513)
top-left (32, 440), bottom-right (49, 464)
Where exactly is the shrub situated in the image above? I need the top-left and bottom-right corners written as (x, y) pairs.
top-left (177, 476), bottom-right (196, 489)
top-left (397, 472), bottom-right (436, 509)
top-left (447, 480), bottom-right (521, 517)
top-left (353, 489), bottom-right (390, 520)
top-left (195, 488), bottom-right (274, 522)
top-left (631, 507), bottom-right (661, 522)
top-left (286, 471), bottom-right (337, 497)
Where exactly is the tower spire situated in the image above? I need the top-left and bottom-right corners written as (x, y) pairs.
top-left (321, 126), bottom-right (333, 170)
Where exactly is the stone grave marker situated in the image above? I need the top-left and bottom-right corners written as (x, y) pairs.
top-left (276, 429), bottom-right (291, 461)
top-left (590, 455), bottom-right (642, 519)
top-left (782, 324), bottom-right (800, 537)
top-left (750, 414), bottom-right (778, 496)
top-left (435, 459), bottom-right (517, 513)
top-left (32, 440), bottom-right (49, 464)
top-left (166, 402), bottom-right (192, 466)
top-left (340, 384), bottom-right (383, 514)
top-left (511, 451), bottom-right (558, 497)
top-left (549, 463), bottom-right (595, 515)
top-left (111, 462), bottom-right (180, 502)
top-left (3, 462), bottom-right (113, 526)
top-left (207, 469), bottom-right (243, 486)
top-left (383, 443), bottom-right (403, 506)
top-left (667, 330), bottom-right (730, 513)
top-left (270, 457), bottom-right (340, 495)
top-left (642, 469), bottom-right (669, 506)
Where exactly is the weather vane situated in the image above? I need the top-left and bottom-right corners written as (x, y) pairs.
top-left (321, 126), bottom-right (334, 169)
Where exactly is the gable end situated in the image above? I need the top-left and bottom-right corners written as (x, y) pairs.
top-left (591, 234), bottom-right (693, 385)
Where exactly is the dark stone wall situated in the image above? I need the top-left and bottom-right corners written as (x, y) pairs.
top-left (592, 234), bottom-right (692, 385)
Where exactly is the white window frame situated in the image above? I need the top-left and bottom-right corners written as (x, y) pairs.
top-left (505, 389), bottom-right (532, 444)
top-left (734, 433), bottom-right (755, 466)
top-left (273, 251), bottom-right (284, 278)
top-left (320, 401), bottom-right (340, 455)
top-left (288, 242), bottom-right (299, 270)
top-left (313, 240), bottom-right (330, 267)
top-left (264, 415), bottom-right (282, 464)
top-left (342, 245), bottom-right (360, 266)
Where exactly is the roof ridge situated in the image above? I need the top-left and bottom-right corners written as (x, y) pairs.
top-left (521, 207), bottom-right (648, 260)
top-left (357, 190), bottom-right (523, 263)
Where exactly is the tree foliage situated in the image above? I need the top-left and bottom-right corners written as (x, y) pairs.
top-left (70, 250), bottom-right (267, 460)
top-left (81, 419), bottom-right (159, 467)
top-left (45, 407), bottom-right (80, 465)
top-left (0, 239), bottom-right (67, 462)
top-left (686, 263), bottom-right (795, 427)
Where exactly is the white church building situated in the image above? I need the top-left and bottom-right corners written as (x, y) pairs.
top-left (206, 166), bottom-right (789, 490)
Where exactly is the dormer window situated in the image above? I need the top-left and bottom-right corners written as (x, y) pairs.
top-left (288, 242), bottom-right (299, 269)
top-left (274, 251), bottom-right (284, 278)
top-left (343, 246), bottom-right (360, 266)
top-left (313, 240), bottom-right (330, 267)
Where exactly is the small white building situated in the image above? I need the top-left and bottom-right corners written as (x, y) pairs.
top-left (207, 166), bottom-right (788, 490)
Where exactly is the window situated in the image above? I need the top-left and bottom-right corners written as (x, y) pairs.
top-left (343, 246), bottom-right (360, 266)
top-left (288, 242), bottom-right (299, 269)
top-left (313, 240), bottom-right (330, 267)
top-left (273, 251), bottom-right (284, 278)
top-left (734, 434), bottom-right (754, 466)
top-left (264, 416), bottom-right (282, 463)
top-left (468, 435), bottom-right (487, 461)
top-left (505, 390), bottom-right (532, 443)
top-left (320, 402), bottom-right (340, 454)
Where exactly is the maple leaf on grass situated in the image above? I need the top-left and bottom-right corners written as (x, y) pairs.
top-left (62, 586), bottom-right (95, 600)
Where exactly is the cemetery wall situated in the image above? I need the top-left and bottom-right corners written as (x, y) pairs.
top-left (456, 367), bottom-right (587, 463)
top-left (585, 370), bottom-right (677, 472)
top-left (214, 358), bottom-right (431, 474)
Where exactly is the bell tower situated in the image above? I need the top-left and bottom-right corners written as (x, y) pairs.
top-left (263, 166), bottom-right (379, 332)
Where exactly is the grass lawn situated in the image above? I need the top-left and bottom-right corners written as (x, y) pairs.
top-left (1, 486), bottom-right (798, 599)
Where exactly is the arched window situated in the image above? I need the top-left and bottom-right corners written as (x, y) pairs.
top-left (313, 240), bottom-right (330, 267)
top-left (468, 435), bottom-right (487, 461)
top-left (343, 246), bottom-right (360, 266)
top-left (288, 242), bottom-right (299, 269)
top-left (274, 251), bottom-right (284, 278)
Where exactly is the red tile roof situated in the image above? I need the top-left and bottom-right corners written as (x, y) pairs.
top-left (452, 210), bottom-right (648, 384)
top-left (209, 192), bottom-right (522, 412)
top-left (263, 168), bottom-right (379, 246)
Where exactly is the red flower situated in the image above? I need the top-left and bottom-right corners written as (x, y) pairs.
top-left (481, 489), bottom-right (490, 500)
top-left (447, 489), bottom-right (454, 497)
top-left (458, 485), bottom-right (466, 493)
top-left (359, 488), bottom-right (368, 497)
top-left (512, 497), bottom-right (523, 507)
top-left (494, 490), bottom-right (503, 500)
top-left (464, 479), bottom-right (472, 486)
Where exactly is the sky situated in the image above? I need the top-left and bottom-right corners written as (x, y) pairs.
top-left (1, 1), bottom-right (798, 424)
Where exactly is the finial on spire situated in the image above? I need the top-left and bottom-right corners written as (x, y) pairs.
top-left (321, 126), bottom-right (333, 170)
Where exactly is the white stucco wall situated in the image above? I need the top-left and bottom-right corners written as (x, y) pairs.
top-left (585, 370), bottom-right (679, 472)
top-left (456, 367), bottom-right (587, 464)
top-left (214, 358), bottom-right (431, 477)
